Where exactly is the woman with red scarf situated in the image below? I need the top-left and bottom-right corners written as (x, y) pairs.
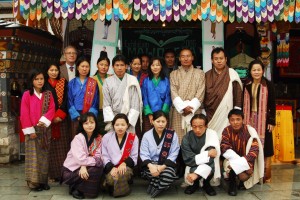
top-left (44, 63), bottom-right (69, 182)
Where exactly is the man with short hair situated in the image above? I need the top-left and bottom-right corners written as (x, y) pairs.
top-left (181, 114), bottom-right (220, 196)
top-left (204, 47), bottom-right (242, 139)
top-left (103, 55), bottom-right (142, 133)
top-left (141, 54), bottom-right (150, 74)
top-left (170, 48), bottom-right (205, 143)
top-left (60, 45), bottom-right (77, 81)
top-left (221, 109), bottom-right (264, 196)
top-left (163, 49), bottom-right (177, 77)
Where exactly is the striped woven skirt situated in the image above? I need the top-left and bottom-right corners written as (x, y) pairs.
top-left (62, 166), bottom-right (103, 198)
top-left (142, 165), bottom-right (177, 194)
top-left (25, 129), bottom-right (51, 189)
top-left (49, 120), bottom-right (70, 180)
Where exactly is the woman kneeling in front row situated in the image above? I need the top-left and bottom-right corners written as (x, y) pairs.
top-left (102, 113), bottom-right (139, 197)
top-left (140, 111), bottom-right (180, 197)
top-left (61, 112), bottom-right (103, 199)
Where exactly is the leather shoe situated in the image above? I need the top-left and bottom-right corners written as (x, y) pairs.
top-left (41, 184), bottom-right (50, 190)
top-left (184, 184), bottom-right (199, 194)
top-left (72, 190), bottom-right (85, 199)
top-left (203, 183), bottom-right (216, 196)
top-left (228, 170), bottom-right (237, 196)
top-left (32, 186), bottom-right (43, 192)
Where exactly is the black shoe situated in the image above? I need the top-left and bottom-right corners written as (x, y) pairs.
top-left (151, 189), bottom-right (163, 198)
top-left (184, 184), bottom-right (199, 195)
top-left (72, 190), bottom-right (85, 199)
top-left (32, 186), bottom-right (43, 192)
top-left (69, 185), bottom-right (74, 195)
top-left (41, 184), bottom-right (50, 190)
top-left (238, 181), bottom-right (246, 190)
top-left (228, 170), bottom-right (237, 196)
top-left (203, 183), bottom-right (216, 196)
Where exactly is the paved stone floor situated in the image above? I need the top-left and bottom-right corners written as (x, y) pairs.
top-left (0, 161), bottom-right (299, 200)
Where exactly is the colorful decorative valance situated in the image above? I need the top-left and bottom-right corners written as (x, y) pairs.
top-left (14, 0), bottom-right (300, 23)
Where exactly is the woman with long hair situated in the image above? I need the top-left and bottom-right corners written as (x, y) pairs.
top-left (61, 112), bottom-right (103, 199)
top-left (140, 111), bottom-right (180, 198)
top-left (44, 63), bottom-right (70, 182)
top-left (102, 113), bottom-right (139, 197)
top-left (20, 68), bottom-right (55, 191)
top-left (93, 56), bottom-right (111, 134)
top-left (142, 57), bottom-right (171, 133)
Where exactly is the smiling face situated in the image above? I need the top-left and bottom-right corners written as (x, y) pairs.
top-left (211, 51), bottom-right (227, 71)
top-left (47, 65), bottom-right (59, 80)
top-left (250, 64), bottom-right (264, 82)
top-left (97, 60), bottom-right (109, 75)
top-left (83, 116), bottom-right (96, 136)
top-left (113, 60), bottom-right (127, 78)
top-left (33, 73), bottom-right (45, 92)
top-left (64, 47), bottom-right (77, 65)
top-left (131, 58), bottom-right (142, 74)
top-left (152, 116), bottom-right (167, 133)
top-left (114, 118), bottom-right (129, 136)
top-left (150, 59), bottom-right (162, 78)
top-left (77, 61), bottom-right (90, 77)
top-left (179, 49), bottom-right (194, 68)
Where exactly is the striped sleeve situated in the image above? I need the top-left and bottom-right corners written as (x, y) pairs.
top-left (244, 138), bottom-right (259, 169)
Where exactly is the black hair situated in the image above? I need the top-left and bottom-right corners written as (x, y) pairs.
top-left (112, 54), bottom-right (127, 66)
top-left (75, 56), bottom-right (90, 77)
top-left (94, 56), bottom-right (110, 76)
top-left (179, 48), bottom-right (194, 57)
top-left (190, 114), bottom-right (208, 126)
top-left (248, 59), bottom-right (265, 79)
top-left (112, 113), bottom-right (129, 126)
top-left (27, 68), bottom-right (45, 95)
top-left (163, 49), bottom-right (176, 58)
top-left (152, 110), bottom-right (168, 121)
top-left (228, 109), bottom-right (244, 119)
top-left (45, 63), bottom-right (61, 80)
top-left (148, 57), bottom-right (166, 80)
top-left (77, 112), bottom-right (99, 146)
top-left (211, 47), bottom-right (227, 59)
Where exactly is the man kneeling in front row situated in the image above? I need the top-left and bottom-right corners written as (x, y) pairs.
top-left (181, 114), bottom-right (221, 196)
top-left (221, 109), bottom-right (264, 196)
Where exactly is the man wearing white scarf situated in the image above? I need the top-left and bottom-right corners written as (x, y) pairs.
top-left (103, 55), bottom-right (142, 133)
top-left (221, 109), bottom-right (264, 196)
top-left (181, 114), bottom-right (220, 196)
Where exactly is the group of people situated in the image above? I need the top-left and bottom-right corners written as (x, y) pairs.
top-left (20, 45), bottom-right (275, 199)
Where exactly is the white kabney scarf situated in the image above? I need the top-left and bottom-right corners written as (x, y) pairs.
top-left (223, 125), bottom-right (264, 189)
top-left (185, 128), bottom-right (221, 186)
top-left (208, 68), bottom-right (242, 139)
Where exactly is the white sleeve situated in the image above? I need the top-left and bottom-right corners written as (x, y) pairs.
top-left (195, 151), bottom-right (210, 165)
top-left (230, 157), bottom-right (250, 175)
top-left (194, 164), bottom-right (212, 179)
top-left (189, 98), bottom-right (201, 113)
top-left (223, 149), bottom-right (240, 160)
top-left (173, 96), bottom-right (186, 113)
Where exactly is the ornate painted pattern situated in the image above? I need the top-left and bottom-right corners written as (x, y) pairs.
top-left (14, 0), bottom-right (300, 22)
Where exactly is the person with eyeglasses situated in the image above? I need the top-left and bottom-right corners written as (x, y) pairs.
top-left (60, 45), bottom-right (78, 81)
